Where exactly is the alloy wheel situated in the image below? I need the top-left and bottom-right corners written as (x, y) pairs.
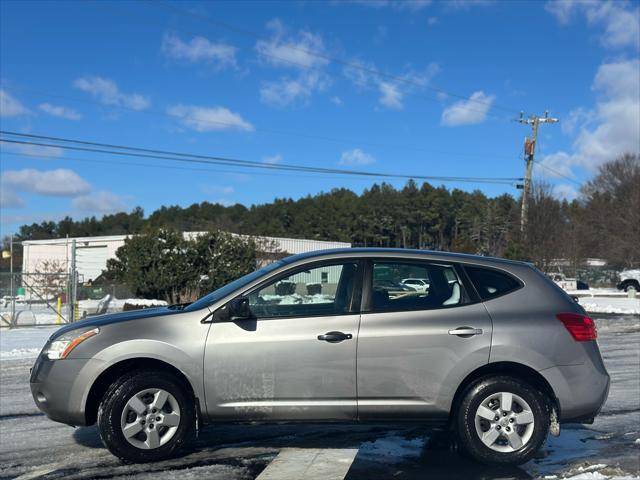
top-left (120, 388), bottom-right (181, 450)
top-left (473, 391), bottom-right (535, 453)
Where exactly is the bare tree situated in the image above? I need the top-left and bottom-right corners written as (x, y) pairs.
top-left (581, 153), bottom-right (640, 267)
top-left (31, 259), bottom-right (68, 300)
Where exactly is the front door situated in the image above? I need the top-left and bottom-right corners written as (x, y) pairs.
top-left (204, 260), bottom-right (361, 421)
top-left (357, 259), bottom-right (492, 420)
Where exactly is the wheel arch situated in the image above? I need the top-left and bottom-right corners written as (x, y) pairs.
top-left (447, 361), bottom-right (558, 427)
top-left (84, 357), bottom-right (197, 426)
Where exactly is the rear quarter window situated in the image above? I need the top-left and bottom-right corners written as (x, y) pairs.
top-left (464, 266), bottom-right (522, 300)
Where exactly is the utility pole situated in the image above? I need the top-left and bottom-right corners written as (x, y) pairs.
top-left (518, 111), bottom-right (559, 233)
top-left (68, 239), bottom-right (76, 323)
top-left (10, 235), bottom-right (15, 328)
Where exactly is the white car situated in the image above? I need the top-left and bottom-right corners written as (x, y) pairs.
top-left (401, 278), bottom-right (430, 292)
top-left (617, 269), bottom-right (640, 292)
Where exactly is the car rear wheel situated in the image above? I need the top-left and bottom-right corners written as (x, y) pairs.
top-left (455, 376), bottom-right (549, 465)
top-left (97, 370), bottom-right (196, 463)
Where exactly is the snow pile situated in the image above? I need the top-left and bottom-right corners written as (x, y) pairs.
top-left (579, 297), bottom-right (640, 315)
top-left (0, 326), bottom-right (58, 360)
top-left (119, 298), bottom-right (168, 307)
top-left (568, 289), bottom-right (631, 298)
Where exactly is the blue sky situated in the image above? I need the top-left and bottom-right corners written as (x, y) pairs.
top-left (1, 0), bottom-right (639, 235)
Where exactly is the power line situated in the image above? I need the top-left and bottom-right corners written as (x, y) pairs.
top-left (3, 83), bottom-right (518, 161)
top-left (532, 160), bottom-right (581, 186)
top-left (151, 0), bottom-right (522, 116)
top-left (0, 150), bottom-right (400, 182)
top-left (0, 131), bottom-right (523, 185)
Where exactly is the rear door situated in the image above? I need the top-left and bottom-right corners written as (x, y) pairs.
top-left (357, 259), bottom-right (492, 420)
top-left (204, 260), bottom-right (361, 422)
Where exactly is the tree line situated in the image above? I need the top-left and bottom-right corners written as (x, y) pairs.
top-left (7, 154), bottom-right (639, 273)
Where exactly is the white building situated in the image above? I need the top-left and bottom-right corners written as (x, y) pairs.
top-left (21, 233), bottom-right (351, 282)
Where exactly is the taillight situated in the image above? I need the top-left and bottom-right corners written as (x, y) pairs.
top-left (556, 313), bottom-right (597, 341)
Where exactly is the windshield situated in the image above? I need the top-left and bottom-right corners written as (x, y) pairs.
top-left (185, 260), bottom-right (286, 312)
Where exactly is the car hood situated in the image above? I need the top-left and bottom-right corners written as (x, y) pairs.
top-left (51, 306), bottom-right (179, 339)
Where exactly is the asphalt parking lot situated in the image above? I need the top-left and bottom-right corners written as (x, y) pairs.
top-left (1, 315), bottom-right (638, 480)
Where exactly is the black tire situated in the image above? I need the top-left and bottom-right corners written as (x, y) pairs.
top-left (455, 375), bottom-right (549, 465)
top-left (624, 281), bottom-right (639, 292)
top-left (97, 370), bottom-right (196, 463)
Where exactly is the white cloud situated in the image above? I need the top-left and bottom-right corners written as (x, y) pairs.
top-left (553, 183), bottom-right (580, 201)
top-left (260, 70), bottom-right (330, 107)
top-left (445, 0), bottom-right (495, 9)
top-left (441, 91), bottom-right (495, 126)
top-left (0, 89), bottom-right (29, 117)
top-left (18, 144), bottom-right (64, 158)
top-left (263, 154), bottom-right (283, 164)
top-left (256, 20), bottom-right (332, 107)
top-left (2, 141), bottom-right (64, 158)
top-left (343, 58), bottom-right (377, 89)
top-left (38, 103), bottom-right (82, 120)
top-left (167, 104), bottom-right (253, 132)
top-left (534, 151), bottom-right (577, 179)
top-left (427, 16), bottom-right (438, 25)
top-left (540, 59), bottom-right (640, 175)
top-left (339, 148), bottom-right (376, 166)
top-left (161, 32), bottom-right (237, 68)
top-left (71, 191), bottom-right (127, 214)
top-left (330, 96), bottom-right (343, 106)
top-left (0, 189), bottom-right (25, 209)
top-left (344, 61), bottom-right (440, 110)
top-left (256, 20), bottom-right (328, 70)
top-left (73, 76), bottom-right (150, 111)
top-left (1, 169), bottom-right (91, 197)
top-left (561, 107), bottom-right (595, 136)
top-left (351, 0), bottom-right (432, 10)
top-left (545, 0), bottom-right (640, 49)
top-left (378, 82), bottom-right (403, 109)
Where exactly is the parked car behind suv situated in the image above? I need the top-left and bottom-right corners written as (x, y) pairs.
top-left (617, 269), bottom-right (640, 292)
top-left (31, 248), bottom-right (609, 465)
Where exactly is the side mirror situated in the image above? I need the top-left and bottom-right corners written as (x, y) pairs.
top-left (213, 296), bottom-right (253, 323)
top-left (229, 297), bottom-right (252, 320)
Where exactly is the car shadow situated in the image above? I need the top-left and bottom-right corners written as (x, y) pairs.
top-left (72, 425), bottom-right (103, 449)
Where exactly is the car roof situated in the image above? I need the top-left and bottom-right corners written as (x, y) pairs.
top-left (280, 247), bottom-right (531, 269)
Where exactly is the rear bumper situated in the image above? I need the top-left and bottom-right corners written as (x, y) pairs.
top-left (540, 360), bottom-right (610, 423)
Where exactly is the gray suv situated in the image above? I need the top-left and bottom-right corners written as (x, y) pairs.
top-left (30, 248), bottom-right (609, 465)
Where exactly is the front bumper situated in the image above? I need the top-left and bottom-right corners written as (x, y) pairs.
top-left (30, 354), bottom-right (104, 426)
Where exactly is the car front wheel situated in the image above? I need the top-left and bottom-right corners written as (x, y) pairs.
top-left (97, 370), bottom-right (196, 463)
top-left (455, 376), bottom-right (549, 465)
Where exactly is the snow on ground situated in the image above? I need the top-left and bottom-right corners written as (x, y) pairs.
top-left (578, 297), bottom-right (640, 315)
top-left (0, 325), bottom-right (58, 360)
top-left (568, 289), bottom-right (630, 298)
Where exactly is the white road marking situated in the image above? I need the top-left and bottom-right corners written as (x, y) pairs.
top-left (13, 464), bottom-right (61, 480)
top-left (256, 448), bottom-right (358, 480)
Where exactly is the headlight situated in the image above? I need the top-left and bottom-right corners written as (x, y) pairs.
top-left (45, 327), bottom-right (100, 360)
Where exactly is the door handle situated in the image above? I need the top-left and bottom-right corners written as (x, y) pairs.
top-left (448, 327), bottom-right (483, 337)
top-left (317, 331), bottom-right (353, 343)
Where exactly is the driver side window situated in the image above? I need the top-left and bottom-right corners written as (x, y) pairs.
top-left (247, 262), bottom-right (359, 318)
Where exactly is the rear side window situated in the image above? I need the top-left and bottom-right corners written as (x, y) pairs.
top-left (465, 266), bottom-right (521, 300)
top-left (370, 261), bottom-right (469, 312)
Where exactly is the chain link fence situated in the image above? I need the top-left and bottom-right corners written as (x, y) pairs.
top-left (0, 272), bottom-right (147, 328)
